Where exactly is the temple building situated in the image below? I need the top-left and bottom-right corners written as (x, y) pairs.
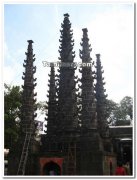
top-left (7, 13), bottom-right (133, 176)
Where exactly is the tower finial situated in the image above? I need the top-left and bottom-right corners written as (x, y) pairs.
top-left (27, 40), bottom-right (34, 44)
top-left (96, 54), bottom-right (100, 58)
top-left (82, 28), bottom-right (88, 32)
top-left (50, 62), bottom-right (54, 67)
top-left (64, 13), bottom-right (69, 17)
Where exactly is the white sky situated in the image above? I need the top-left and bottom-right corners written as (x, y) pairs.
top-left (4, 3), bottom-right (134, 116)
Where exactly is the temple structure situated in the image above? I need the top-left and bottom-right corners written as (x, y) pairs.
top-left (39, 14), bottom-right (116, 176)
top-left (7, 14), bottom-right (132, 176)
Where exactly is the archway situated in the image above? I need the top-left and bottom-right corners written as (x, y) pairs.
top-left (43, 161), bottom-right (61, 175)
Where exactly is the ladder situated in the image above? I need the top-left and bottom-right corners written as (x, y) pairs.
top-left (67, 142), bottom-right (76, 175)
top-left (17, 126), bottom-right (33, 175)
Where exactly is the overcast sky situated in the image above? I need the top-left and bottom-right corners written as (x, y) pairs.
top-left (4, 3), bottom-right (134, 112)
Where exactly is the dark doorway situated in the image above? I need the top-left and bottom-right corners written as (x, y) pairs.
top-left (43, 161), bottom-right (61, 175)
top-left (123, 145), bottom-right (132, 162)
top-left (123, 145), bottom-right (132, 174)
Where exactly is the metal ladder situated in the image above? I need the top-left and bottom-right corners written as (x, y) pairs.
top-left (67, 142), bottom-right (76, 175)
top-left (17, 126), bottom-right (33, 175)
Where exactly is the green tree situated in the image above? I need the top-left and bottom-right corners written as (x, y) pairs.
top-left (4, 84), bottom-right (22, 149)
top-left (120, 96), bottom-right (133, 120)
top-left (37, 101), bottom-right (47, 115)
top-left (106, 99), bottom-right (118, 120)
top-left (107, 96), bottom-right (133, 126)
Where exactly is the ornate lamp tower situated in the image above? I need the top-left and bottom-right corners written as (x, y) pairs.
top-left (79, 28), bottom-right (105, 175)
top-left (21, 40), bottom-right (37, 133)
top-left (8, 40), bottom-right (37, 175)
top-left (45, 63), bottom-right (57, 135)
top-left (79, 28), bottom-right (97, 130)
top-left (40, 14), bottom-right (80, 175)
top-left (56, 13), bottom-right (79, 132)
top-left (95, 54), bottom-right (109, 138)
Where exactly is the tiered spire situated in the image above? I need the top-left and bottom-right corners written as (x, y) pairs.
top-left (58, 13), bottom-right (75, 63)
top-left (95, 54), bottom-right (108, 137)
top-left (79, 28), bottom-right (97, 129)
top-left (45, 63), bottom-right (57, 135)
top-left (56, 13), bottom-right (79, 132)
top-left (21, 40), bottom-right (37, 132)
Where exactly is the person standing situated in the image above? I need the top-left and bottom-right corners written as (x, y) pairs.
top-left (123, 162), bottom-right (131, 175)
top-left (115, 161), bottom-right (127, 175)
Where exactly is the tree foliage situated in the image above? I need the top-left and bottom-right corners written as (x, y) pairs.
top-left (37, 101), bottom-right (47, 114)
top-left (120, 96), bottom-right (133, 120)
top-left (4, 84), bottom-right (22, 148)
top-left (107, 96), bottom-right (133, 126)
